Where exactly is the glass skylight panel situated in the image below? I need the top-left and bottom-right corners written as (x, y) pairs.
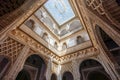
top-left (44, 0), bottom-right (75, 25)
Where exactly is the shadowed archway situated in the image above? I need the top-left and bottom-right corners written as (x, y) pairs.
top-left (79, 59), bottom-right (111, 80)
top-left (87, 71), bottom-right (110, 80)
top-left (96, 25), bottom-right (120, 74)
top-left (16, 69), bottom-right (31, 80)
top-left (16, 54), bottom-right (47, 80)
top-left (62, 71), bottom-right (74, 80)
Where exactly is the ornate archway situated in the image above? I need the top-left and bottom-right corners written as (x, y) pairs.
top-left (95, 25), bottom-right (120, 74)
top-left (16, 54), bottom-right (47, 80)
top-left (79, 59), bottom-right (111, 80)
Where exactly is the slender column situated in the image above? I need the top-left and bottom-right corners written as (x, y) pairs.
top-left (58, 64), bottom-right (62, 80)
top-left (46, 59), bottom-right (52, 80)
top-left (72, 59), bottom-right (80, 80)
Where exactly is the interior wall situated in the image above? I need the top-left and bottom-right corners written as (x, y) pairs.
top-left (0, 0), bottom-right (120, 80)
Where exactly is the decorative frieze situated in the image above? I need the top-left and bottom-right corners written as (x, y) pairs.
top-left (60, 47), bottom-right (99, 64)
top-left (9, 29), bottom-right (99, 64)
top-left (10, 29), bottom-right (60, 63)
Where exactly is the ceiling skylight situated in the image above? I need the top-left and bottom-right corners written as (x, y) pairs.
top-left (44, 0), bottom-right (75, 25)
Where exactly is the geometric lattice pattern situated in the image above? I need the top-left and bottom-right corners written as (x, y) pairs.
top-left (0, 37), bottom-right (24, 63)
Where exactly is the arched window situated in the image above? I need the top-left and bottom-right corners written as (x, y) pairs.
top-left (16, 54), bottom-right (46, 80)
top-left (62, 43), bottom-right (67, 50)
top-left (76, 36), bottom-right (84, 44)
top-left (62, 71), bottom-right (74, 80)
top-left (79, 59), bottom-right (111, 80)
top-left (54, 42), bottom-right (58, 49)
top-left (0, 56), bottom-right (10, 79)
top-left (25, 19), bottom-right (35, 30)
top-left (42, 33), bottom-right (49, 42)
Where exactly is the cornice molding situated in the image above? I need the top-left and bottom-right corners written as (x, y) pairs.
top-left (19, 24), bottom-right (92, 56)
top-left (60, 47), bottom-right (99, 64)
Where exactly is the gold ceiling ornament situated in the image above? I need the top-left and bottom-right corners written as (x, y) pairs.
top-left (54, 0), bottom-right (66, 14)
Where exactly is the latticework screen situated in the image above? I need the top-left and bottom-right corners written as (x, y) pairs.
top-left (0, 37), bottom-right (24, 63)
